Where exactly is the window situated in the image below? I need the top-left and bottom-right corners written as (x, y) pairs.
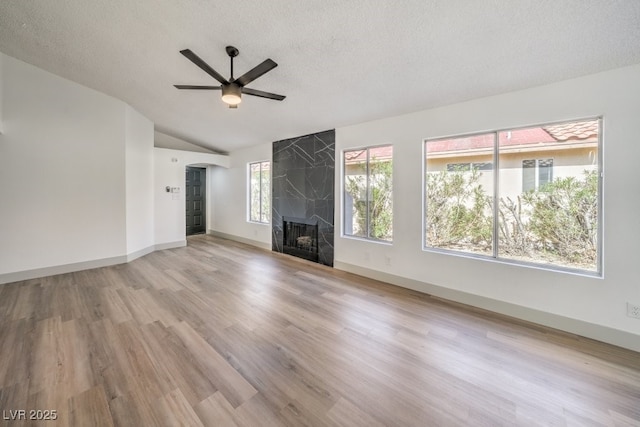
top-left (522, 159), bottom-right (553, 192)
top-left (249, 161), bottom-right (270, 223)
top-left (344, 145), bottom-right (393, 242)
top-left (426, 134), bottom-right (495, 257)
top-left (447, 162), bottom-right (493, 172)
top-left (425, 118), bottom-right (601, 274)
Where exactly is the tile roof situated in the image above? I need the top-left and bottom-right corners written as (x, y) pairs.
top-left (344, 120), bottom-right (600, 160)
top-left (427, 120), bottom-right (599, 154)
top-left (543, 119), bottom-right (599, 141)
top-left (344, 146), bottom-right (393, 163)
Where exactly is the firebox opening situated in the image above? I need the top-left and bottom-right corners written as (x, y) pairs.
top-left (283, 217), bottom-right (319, 263)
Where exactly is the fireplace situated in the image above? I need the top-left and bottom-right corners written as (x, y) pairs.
top-left (283, 217), bottom-right (318, 262)
top-left (272, 129), bottom-right (334, 266)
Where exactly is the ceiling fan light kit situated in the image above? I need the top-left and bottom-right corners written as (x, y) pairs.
top-left (174, 46), bottom-right (285, 109)
top-left (221, 83), bottom-right (242, 105)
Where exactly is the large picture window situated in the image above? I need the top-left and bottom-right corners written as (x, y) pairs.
top-left (249, 161), bottom-right (270, 224)
top-left (344, 145), bottom-right (393, 242)
top-left (425, 118), bottom-right (601, 274)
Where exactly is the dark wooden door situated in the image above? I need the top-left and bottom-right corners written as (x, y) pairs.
top-left (185, 166), bottom-right (206, 235)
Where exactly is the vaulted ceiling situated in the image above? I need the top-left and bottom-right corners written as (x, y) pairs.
top-left (1, 1), bottom-right (639, 153)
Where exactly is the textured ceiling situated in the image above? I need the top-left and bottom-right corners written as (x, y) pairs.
top-left (1, 1), bottom-right (640, 153)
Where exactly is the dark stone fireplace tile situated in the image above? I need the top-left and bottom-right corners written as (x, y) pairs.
top-left (307, 166), bottom-right (334, 200)
top-left (272, 129), bottom-right (335, 267)
top-left (314, 130), bottom-right (336, 167)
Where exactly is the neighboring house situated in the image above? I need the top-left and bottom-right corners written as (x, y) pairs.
top-left (345, 120), bottom-right (599, 202)
top-left (426, 119), bottom-right (599, 199)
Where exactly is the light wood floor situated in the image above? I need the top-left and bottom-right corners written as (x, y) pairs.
top-left (1, 235), bottom-right (639, 426)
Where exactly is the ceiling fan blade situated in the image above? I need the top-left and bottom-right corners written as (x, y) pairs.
top-left (242, 87), bottom-right (286, 101)
top-left (179, 49), bottom-right (229, 85)
top-left (235, 59), bottom-right (277, 87)
top-left (174, 85), bottom-right (222, 90)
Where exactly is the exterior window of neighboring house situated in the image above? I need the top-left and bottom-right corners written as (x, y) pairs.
top-left (447, 162), bottom-right (493, 172)
top-left (522, 159), bottom-right (553, 192)
top-left (344, 145), bottom-right (393, 242)
top-left (248, 161), bottom-right (270, 223)
top-left (425, 118), bottom-right (601, 274)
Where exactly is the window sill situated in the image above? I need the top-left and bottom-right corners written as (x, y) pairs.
top-left (422, 246), bottom-right (602, 279)
top-left (341, 234), bottom-right (393, 246)
top-left (247, 220), bottom-right (271, 226)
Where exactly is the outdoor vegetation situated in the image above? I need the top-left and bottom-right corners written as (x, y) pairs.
top-left (344, 146), bottom-right (393, 242)
top-left (249, 161), bottom-right (270, 223)
top-left (345, 158), bottom-right (393, 241)
top-left (425, 168), bottom-right (598, 270)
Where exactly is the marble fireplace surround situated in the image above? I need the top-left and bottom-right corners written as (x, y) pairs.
top-left (272, 129), bottom-right (335, 267)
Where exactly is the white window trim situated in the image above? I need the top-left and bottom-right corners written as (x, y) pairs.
top-left (423, 117), bottom-right (603, 277)
top-left (342, 144), bottom-right (394, 243)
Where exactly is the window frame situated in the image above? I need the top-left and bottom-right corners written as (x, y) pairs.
top-left (248, 160), bottom-right (271, 224)
top-left (423, 117), bottom-right (603, 277)
top-left (522, 158), bottom-right (554, 192)
top-left (342, 144), bottom-right (394, 243)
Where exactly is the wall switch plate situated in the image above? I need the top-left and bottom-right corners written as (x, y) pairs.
top-left (627, 303), bottom-right (640, 319)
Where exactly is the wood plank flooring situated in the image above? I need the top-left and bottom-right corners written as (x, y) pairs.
top-left (1, 234), bottom-right (639, 426)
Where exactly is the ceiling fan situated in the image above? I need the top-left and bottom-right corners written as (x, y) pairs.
top-left (174, 46), bottom-right (285, 109)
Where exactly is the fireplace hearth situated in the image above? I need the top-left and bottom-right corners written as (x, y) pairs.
top-left (283, 217), bottom-right (318, 262)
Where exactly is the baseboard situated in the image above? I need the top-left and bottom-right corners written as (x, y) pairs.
top-left (126, 245), bottom-right (155, 262)
top-left (0, 255), bottom-right (128, 285)
top-left (0, 241), bottom-right (188, 285)
top-left (207, 230), bottom-right (272, 251)
top-left (334, 260), bottom-right (640, 353)
top-left (155, 240), bottom-right (187, 251)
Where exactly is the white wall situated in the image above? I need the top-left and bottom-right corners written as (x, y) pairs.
top-left (209, 143), bottom-right (272, 249)
top-left (0, 53), bottom-right (4, 134)
top-left (125, 106), bottom-right (155, 257)
top-left (335, 64), bottom-right (640, 351)
top-left (154, 131), bottom-right (217, 153)
top-left (154, 147), bottom-right (229, 248)
top-left (0, 52), bottom-right (128, 279)
top-left (0, 52), bottom-right (232, 283)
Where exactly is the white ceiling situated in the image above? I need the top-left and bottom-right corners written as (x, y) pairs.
top-left (1, 1), bottom-right (640, 154)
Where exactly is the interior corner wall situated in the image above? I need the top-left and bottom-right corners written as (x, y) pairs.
top-left (125, 106), bottom-right (155, 258)
top-left (209, 142), bottom-right (272, 250)
top-left (153, 147), bottom-right (229, 249)
top-left (0, 52), bottom-right (233, 284)
top-left (0, 53), bottom-right (4, 134)
top-left (0, 52), bottom-right (127, 281)
top-left (335, 63), bottom-right (640, 351)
